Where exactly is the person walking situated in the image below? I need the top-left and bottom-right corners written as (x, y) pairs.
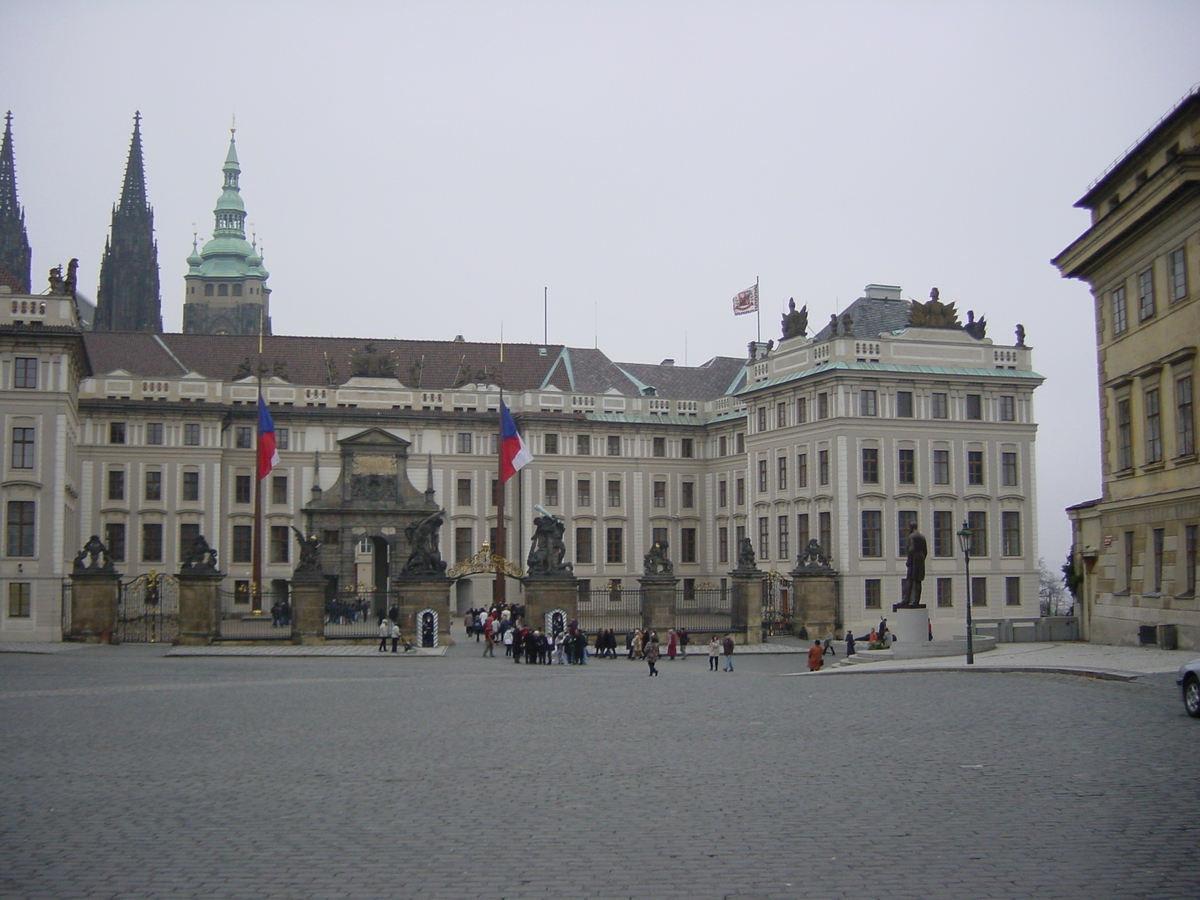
top-left (482, 626), bottom-right (495, 657)
top-left (678, 627), bottom-right (689, 659)
top-left (378, 618), bottom-right (390, 653)
top-left (846, 630), bottom-right (856, 656)
top-left (390, 620), bottom-right (401, 653)
top-left (823, 630), bottom-right (836, 657)
top-left (807, 639), bottom-right (824, 672)
top-left (708, 635), bottom-right (721, 671)
top-left (666, 629), bottom-right (678, 661)
top-left (644, 632), bottom-right (660, 676)
top-left (632, 629), bottom-right (645, 661)
top-left (722, 634), bottom-right (735, 672)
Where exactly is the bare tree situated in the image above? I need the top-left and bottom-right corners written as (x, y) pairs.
top-left (1038, 557), bottom-right (1068, 616)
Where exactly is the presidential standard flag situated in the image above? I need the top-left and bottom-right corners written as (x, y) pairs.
top-left (257, 394), bottom-right (280, 480)
top-left (500, 401), bottom-right (533, 483)
top-left (732, 283), bottom-right (759, 315)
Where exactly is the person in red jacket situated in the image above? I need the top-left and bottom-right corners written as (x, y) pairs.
top-left (807, 639), bottom-right (824, 672)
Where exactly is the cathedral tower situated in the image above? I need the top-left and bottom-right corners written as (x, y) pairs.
top-left (95, 112), bottom-right (162, 332)
top-left (182, 127), bottom-right (271, 335)
top-left (0, 111), bottom-right (32, 293)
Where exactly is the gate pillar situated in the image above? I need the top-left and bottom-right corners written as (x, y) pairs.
top-left (177, 571), bottom-right (222, 646)
top-left (790, 565), bottom-right (840, 640)
top-left (639, 576), bottom-right (678, 636)
top-left (394, 577), bottom-right (452, 646)
top-left (522, 575), bottom-right (581, 633)
top-left (731, 570), bottom-right (765, 644)
top-left (290, 572), bottom-right (327, 645)
top-left (69, 571), bottom-right (120, 642)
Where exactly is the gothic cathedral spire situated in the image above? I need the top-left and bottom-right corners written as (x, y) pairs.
top-left (0, 111), bottom-right (32, 293)
top-left (95, 112), bottom-right (162, 332)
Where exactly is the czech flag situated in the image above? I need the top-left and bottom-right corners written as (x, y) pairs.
top-left (500, 401), bottom-right (532, 483)
top-left (257, 394), bottom-right (280, 480)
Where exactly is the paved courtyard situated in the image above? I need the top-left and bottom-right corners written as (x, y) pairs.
top-left (2, 643), bottom-right (1198, 900)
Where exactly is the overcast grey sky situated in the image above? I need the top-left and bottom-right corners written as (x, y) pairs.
top-left (5, 0), bottom-right (1198, 571)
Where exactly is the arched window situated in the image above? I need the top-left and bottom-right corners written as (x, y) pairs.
top-left (232, 284), bottom-right (243, 297)
top-left (204, 284), bottom-right (214, 297)
top-left (218, 284), bottom-right (229, 297)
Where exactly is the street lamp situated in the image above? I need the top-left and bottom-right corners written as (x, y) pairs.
top-left (956, 522), bottom-right (975, 665)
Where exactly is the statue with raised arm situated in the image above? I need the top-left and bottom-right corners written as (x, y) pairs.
top-left (528, 506), bottom-right (573, 576)
top-left (181, 534), bottom-right (218, 571)
top-left (643, 540), bottom-right (673, 577)
top-left (402, 509), bottom-right (447, 576)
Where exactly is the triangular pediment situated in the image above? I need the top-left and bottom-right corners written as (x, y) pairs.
top-left (339, 427), bottom-right (411, 450)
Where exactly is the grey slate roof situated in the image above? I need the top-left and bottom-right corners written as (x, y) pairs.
top-left (810, 295), bottom-right (912, 341)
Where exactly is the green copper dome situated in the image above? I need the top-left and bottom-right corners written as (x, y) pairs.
top-left (192, 130), bottom-right (268, 282)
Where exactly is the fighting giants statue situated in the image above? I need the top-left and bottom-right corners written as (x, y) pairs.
top-left (180, 534), bottom-right (219, 571)
top-left (291, 527), bottom-right (323, 573)
top-left (402, 510), bottom-right (447, 576)
top-left (798, 539), bottom-right (831, 570)
top-left (73, 535), bottom-right (115, 572)
top-left (643, 541), bottom-right (674, 577)
top-left (527, 506), bottom-right (573, 576)
top-left (735, 536), bottom-right (758, 572)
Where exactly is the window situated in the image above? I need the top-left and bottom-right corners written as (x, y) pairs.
top-left (966, 394), bottom-right (982, 420)
top-left (898, 449), bottom-right (915, 485)
top-left (777, 516), bottom-right (788, 559)
top-left (819, 512), bottom-right (831, 559)
top-left (757, 408), bottom-right (768, 432)
top-left (270, 525), bottom-right (290, 563)
top-left (797, 397), bottom-right (808, 423)
top-left (544, 478), bottom-right (559, 506)
top-left (146, 422), bottom-right (163, 445)
top-left (1002, 511), bottom-right (1021, 556)
top-left (544, 434), bottom-right (558, 455)
top-left (110, 422), bottom-right (126, 444)
top-left (184, 423), bottom-right (200, 446)
top-left (182, 471), bottom-right (200, 502)
top-left (860, 390), bottom-right (878, 416)
top-left (104, 523), bottom-right (125, 562)
top-left (276, 428), bottom-right (289, 450)
top-left (11, 427), bottom-right (34, 468)
top-left (180, 523), bottom-right (201, 561)
top-left (607, 435), bottom-right (621, 456)
top-left (491, 479), bottom-right (499, 507)
top-left (456, 433), bottom-right (473, 454)
top-left (1112, 285), bottom-right (1128, 335)
top-left (718, 480), bottom-right (727, 508)
top-left (933, 511), bottom-right (954, 557)
top-left (7, 583), bottom-right (30, 618)
top-left (967, 511), bottom-right (988, 556)
top-left (777, 457), bottom-right (787, 491)
top-left (456, 478), bottom-right (472, 506)
top-left (817, 393), bottom-right (829, 419)
top-left (141, 523), bottom-right (163, 562)
top-left (861, 448), bottom-right (879, 484)
top-left (932, 393), bottom-right (948, 419)
top-left (681, 482), bottom-right (695, 509)
top-left (1116, 398), bottom-right (1133, 470)
top-left (1152, 528), bottom-right (1165, 593)
top-left (758, 517), bottom-right (770, 561)
top-left (971, 576), bottom-right (988, 607)
top-left (322, 530), bottom-right (338, 549)
top-left (652, 527), bottom-right (668, 549)
top-left (606, 527), bottom-right (623, 564)
top-left (735, 477), bottom-right (745, 506)
top-left (681, 527), bottom-right (697, 563)
top-left (897, 510), bottom-right (917, 556)
top-left (1006, 577), bottom-right (1021, 607)
top-left (777, 403), bottom-right (787, 428)
top-left (145, 470), bottom-right (162, 501)
top-left (896, 391), bottom-right (913, 418)
top-left (576, 527), bottom-right (593, 565)
top-left (819, 450), bottom-right (830, 486)
top-left (860, 510), bottom-right (882, 557)
top-left (577, 479), bottom-right (591, 507)
top-left (1177, 376), bottom-right (1195, 456)
top-left (865, 579), bottom-right (881, 609)
top-left (797, 453), bottom-right (808, 488)
top-left (1169, 247), bottom-right (1188, 303)
top-left (681, 438), bottom-right (694, 459)
top-left (653, 481), bottom-right (666, 508)
top-left (933, 449), bottom-right (950, 484)
top-left (218, 283), bottom-right (228, 297)
top-left (1146, 388), bottom-right (1162, 464)
top-left (1138, 268), bottom-right (1155, 321)
top-left (235, 426), bottom-right (252, 449)
top-left (607, 479), bottom-right (621, 507)
top-left (718, 436), bottom-right (727, 457)
top-left (999, 396), bottom-right (1015, 422)
top-left (235, 474), bottom-right (251, 504)
top-left (968, 451), bottom-right (984, 486)
top-left (577, 435), bottom-right (591, 455)
top-left (1001, 452), bottom-right (1018, 486)
top-left (15, 357), bottom-right (38, 389)
top-left (736, 433), bottom-right (745, 454)
top-left (1185, 524), bottom-right (1197, 597)
top-left (267, 474), bottom-right (286, 505)
top-left (455, 528), bottom-right (473, 563)
top-left (757, 459), bottom-right (768, 492)
top-left (936, 577), bottom-right (953, 608)
top-left (796, 513), bottom-right (810, 551)
top-left (232, 525), bottom-right (252, 563)
top-left (718, 527), bottom-right (729, 564)
top-left (6, 501), bottom-right (35, 556)
top-left (204, 283), bottom-right (214, 297)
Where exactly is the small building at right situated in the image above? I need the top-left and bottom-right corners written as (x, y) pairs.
top-left (1054, 86), bottom-right (1200, 650)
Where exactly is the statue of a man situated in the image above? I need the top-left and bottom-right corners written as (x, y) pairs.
top-left (900, 523), bottom-right (928, 606)
top-left (781, 298), bottom-right (808, 340)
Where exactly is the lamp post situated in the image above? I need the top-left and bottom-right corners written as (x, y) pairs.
top-left (956, 522), bottom-right (975, 665)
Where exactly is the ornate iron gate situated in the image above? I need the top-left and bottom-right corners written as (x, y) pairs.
top-left (762, 571), bottom-right (793, 635)
top-left (116, 572), bottom-right (180, 643)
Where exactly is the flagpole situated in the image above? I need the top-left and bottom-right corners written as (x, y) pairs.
top-left (495, 332), bottom-right (506, 607)
top-left (756, 275), bottom-right (761, 344)
top-left (252, 318), bottom-right (264, 615)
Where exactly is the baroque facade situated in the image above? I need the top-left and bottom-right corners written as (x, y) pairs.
top-left (1054, 86), bottom-right (1200, 650)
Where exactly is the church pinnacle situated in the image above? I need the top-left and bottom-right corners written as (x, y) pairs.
top-left (95, 111), bottom-right (162, 332)
top-left (0, 111), bottom-right (32, 293)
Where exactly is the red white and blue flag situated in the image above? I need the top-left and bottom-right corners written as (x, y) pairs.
top-left (257, 394), bottom-right (280, 480)
top-left (732, 283), bottom-right (759, 315)
top-left (500, 401), bottom-right (532, 483)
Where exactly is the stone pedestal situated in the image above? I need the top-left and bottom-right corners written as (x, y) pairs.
top-left (890, 604), bottom-right (929, 647)
top-left (730, 570), bottom-right (764, 644)
top-left (290, 573), bottom-right (327, 645)
top-left (522, 575), bottom-right (581, 634)
top-left (790, 567), bottom-right (840, 639)
top-left (176, 570), bottom-right (222, 646)
top-left (69, 570), bottom-right (120, 642)
top-left (639, 576), bottom-right (679, 636)
top-left (394, 577), bottom-right (453, 647)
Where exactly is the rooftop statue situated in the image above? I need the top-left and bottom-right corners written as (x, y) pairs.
top-left (964, 309), bottom-right (988, 340)
top-left (909, 287), bottom-right (961, 328)
top-left (781, 297), bottom-right (808, 339)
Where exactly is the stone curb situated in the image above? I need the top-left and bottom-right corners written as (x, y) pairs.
top-left (796, 664), bottom-right (1144, 681)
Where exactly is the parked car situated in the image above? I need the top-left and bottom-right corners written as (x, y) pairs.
top-left (1177, 659), bottom-right (1200, 718)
